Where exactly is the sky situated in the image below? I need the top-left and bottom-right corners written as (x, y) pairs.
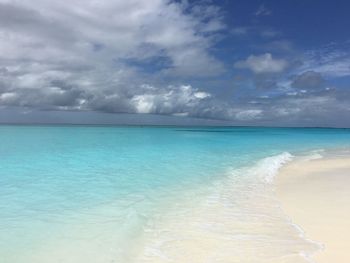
top-left (0, 0), bottom-right (349, 126)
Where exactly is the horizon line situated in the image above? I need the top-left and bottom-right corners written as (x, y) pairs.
top-left (0, 122), bottom-right (349, 129)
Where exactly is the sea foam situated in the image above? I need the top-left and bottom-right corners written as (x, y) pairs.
top-left (137, 152), bottom-right (320, 263)
top-left (255, 152), bottom-right (293, 183)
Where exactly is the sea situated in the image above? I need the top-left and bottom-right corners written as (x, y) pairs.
top-left (1, 125), bottom-right (350, 263)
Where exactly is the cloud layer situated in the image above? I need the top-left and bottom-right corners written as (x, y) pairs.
top-left (0, 0), bottom-right (349, 126)
top-left (0, 0), bottom-right (229, 118)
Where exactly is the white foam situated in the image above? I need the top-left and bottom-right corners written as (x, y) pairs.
top-left (137, 152), bottom-right (323, 263)
top-left (254, 152), bottom-right (294, 183)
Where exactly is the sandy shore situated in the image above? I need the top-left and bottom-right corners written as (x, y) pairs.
top-left (276, 155), bottom-right (350, 263)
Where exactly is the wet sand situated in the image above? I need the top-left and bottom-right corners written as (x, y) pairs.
top-left (276, 156), bottom-right (350, 262)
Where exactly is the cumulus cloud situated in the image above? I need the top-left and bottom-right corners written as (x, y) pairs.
top-left (0, 0), bottom-right (349, 126)
top-left (234, 53), bottom-right (288, 74)
top-left (130, 84), bottom-right (211, 115)
top-left (0, 0), bottom-right (226, 117)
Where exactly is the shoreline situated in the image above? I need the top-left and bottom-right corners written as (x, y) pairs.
top-left (276, 154), bottom-right (350, 262)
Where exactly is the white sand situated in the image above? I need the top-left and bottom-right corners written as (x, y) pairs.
top-left (276, 157), bottom-right (350, 263)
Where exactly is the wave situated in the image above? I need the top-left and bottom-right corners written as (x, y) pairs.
top-left (255, 152), bottom-right (294, 183)
top-left (137, 152), bottom-right (321, 263)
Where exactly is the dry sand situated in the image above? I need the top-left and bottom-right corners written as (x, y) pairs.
top-left (276, 156), bottom-right (350, 262)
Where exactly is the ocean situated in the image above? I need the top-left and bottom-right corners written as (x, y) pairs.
top-left (1, 125), bottom-right (350, 262)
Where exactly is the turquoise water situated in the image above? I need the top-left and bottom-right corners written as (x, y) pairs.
top-left (1, 126), bottom-right (350, 262)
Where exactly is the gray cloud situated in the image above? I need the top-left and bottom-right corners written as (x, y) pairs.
top-left (0, 0), bottom-right (229, 119)
top-left (291, 71), bottom-right (326, 91)
top-left (0, 0), bottom-right (349, 127)
top-left (234, 53), bottom-right (288, 74)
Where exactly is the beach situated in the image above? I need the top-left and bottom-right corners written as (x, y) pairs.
top-left (276, 154), bottom-right (350, 262)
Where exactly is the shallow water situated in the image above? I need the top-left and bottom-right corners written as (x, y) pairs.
top-left (1, 126), bottom-right (350, 262)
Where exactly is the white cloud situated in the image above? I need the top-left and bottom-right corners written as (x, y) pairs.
top-left (0, 2), bottom-right (222, 84)
top-left (131, 85), bottom-right (212, 115)
top-left (0, 0), bottom-right (228, 117)
top-left (300, 46), bottom-right (350, 77)
top-left (0, 1), bottom-right (348, 126)
top-left (0, 92), bottom-right (17, 102)
top-left (234, 53), bottom-right (288, 74)
top-left (254, 4), bottom-right (272, 16)
top-left (235, 109), bottom-right (262, 120)
top-left (131, 94), bottom-right (156, 114)
top-left (194, 91), bottom-right (211, 99)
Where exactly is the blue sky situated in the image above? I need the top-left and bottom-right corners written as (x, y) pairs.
top-left (0, 0), bottom-right (349, 126)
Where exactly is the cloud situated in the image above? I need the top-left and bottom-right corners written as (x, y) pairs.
top-left (0, 0), bottom-right (349, 127)
top-left (235, 109), bottom-right (262, 121)
top-left (291, 71), bottom-right (326, 90)
top-left (0, 0), bottom-right (227, 117)
top-left (234, 53), bottom-right (288, 74)
top-left (301, 43), bottom-right (350, 77)
top-left (254, 4), bottom-right (272, 16)
top-left (130, 84), bottom-right (212, 115)
top-left (230, 26), bottom-right (279, 39)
